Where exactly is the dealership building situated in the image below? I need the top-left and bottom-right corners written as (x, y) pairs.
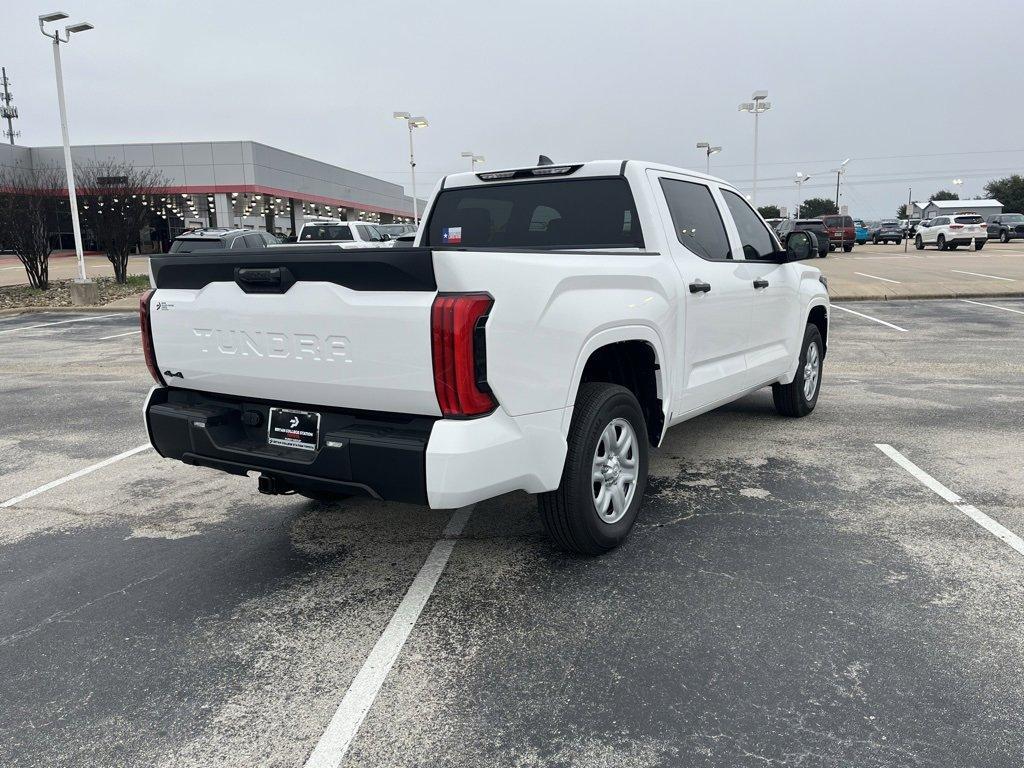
top-left (0, 140), bottom-right (423, 249)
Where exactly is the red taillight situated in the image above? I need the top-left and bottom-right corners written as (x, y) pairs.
top-left (431, 292), bottom-right (496, 417)
top-left (950, 224), bottom-right (963, 229)
top-left (139, 290), bottom-right (165, 386)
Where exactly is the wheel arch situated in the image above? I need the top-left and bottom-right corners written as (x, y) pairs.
top-left (564, 326), bottom-right (668, 447)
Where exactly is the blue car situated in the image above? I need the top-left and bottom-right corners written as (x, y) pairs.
top-left (853, 219), bottom-right (870, 245)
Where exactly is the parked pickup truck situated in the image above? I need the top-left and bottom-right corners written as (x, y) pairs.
top-left (140, 160), bottom-right (829, 555)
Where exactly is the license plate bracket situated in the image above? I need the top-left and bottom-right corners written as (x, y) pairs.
top-left (268, 407), bottom-right (320, 451)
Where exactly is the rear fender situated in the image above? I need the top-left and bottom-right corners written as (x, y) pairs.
top-left (561, 325), bottom-right (669, 442)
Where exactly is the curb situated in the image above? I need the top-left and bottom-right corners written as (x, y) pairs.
top-left (830, 290), bottom-right (1024, 302)
top-left (0, 305), bottom-right (139, 317)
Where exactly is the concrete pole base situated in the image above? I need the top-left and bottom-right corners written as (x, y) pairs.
top-left (70, 280), bottom-right (100, 306)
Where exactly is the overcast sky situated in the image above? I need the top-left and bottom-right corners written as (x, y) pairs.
top-left (4, 0), bottom-right (1023, 217)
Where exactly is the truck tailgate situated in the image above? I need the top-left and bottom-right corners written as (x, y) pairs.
top-left (147, 247), bottom-right (441, 416)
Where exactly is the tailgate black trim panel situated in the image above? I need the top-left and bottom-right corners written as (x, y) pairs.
top-left (145, 387), bottom-right (434, 504)
top-left (151, 246), bottom-right (436, 292)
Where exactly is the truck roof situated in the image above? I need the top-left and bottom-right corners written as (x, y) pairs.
top-left (440, 160), bottom-right (728, 190)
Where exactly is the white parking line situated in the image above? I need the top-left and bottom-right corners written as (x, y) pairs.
top-left (950, 269), bottom-right (1015, 281)
top-left (960, 299), bottom-right (1024, 316)
top-left (875, 444), bottom-right (1024, 558)
top-left (830, 304), bottom-right (909, 332)
top-left (303, 504), bottom-right (474, 768)
top-left (0, 444), bottom-right (152, 509)
top-left (0, 313), bottom-right (119, 336)
top-left (0, 265), bottom-right (23, 271)
top-left (98, 329), bottom-right (141, 340)
top-left (854, 272), bottom-right (902, 284)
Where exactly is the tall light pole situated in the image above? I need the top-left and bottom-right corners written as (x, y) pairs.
top-left (695, 141), bottom-right (722, 174)
top-left (832, 158), bottom-right (850, 212)
top-left (461, 151), bottom-right (485, 171)
top-left (738, 90), bottom-right (771, 205)
top-left (393, 111), bottom-right (428, 225)
top-left (39, 12), bottom-right (93, 285)
top-left (794, 172), bottom-right (810, 218)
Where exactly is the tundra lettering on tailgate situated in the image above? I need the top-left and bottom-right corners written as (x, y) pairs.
top-left (192, 328), bottom-right (351, 362)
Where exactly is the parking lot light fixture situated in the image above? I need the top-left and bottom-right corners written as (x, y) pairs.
top-left (831, 158), bottom-right (850, 211)
top-left (39, 11), bottom-right (93, 285)
top-left (461, 151), bottom-right (485, 171)
top-left (394, 111), bottom-right (428, 224)
top-left (696, 142), bottom-right (722, 174)
top-left (794, 172), bottom-right (811, 218)
top-left (738, 90), bottom-right (771, 204)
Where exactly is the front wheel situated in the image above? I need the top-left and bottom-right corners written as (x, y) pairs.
top-left (1000, 230), bottom-right (1010, 243)
top-left (538, 383), bottom-right (649, 556)
top-left (873, 235), bottom-right (880, 245)
top-left (915, 235), bottom-right (924, 250)
top-left (937, 234), bottom-right (947, 251)
top-left (772, 324), bottom-right (823, 418)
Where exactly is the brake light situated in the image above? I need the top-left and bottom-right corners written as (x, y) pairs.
top-left (139, 290), bottom-right (166, 386)
top-left (950, 224), bottom-right (963, 229)
top-left (431, 293), bottom-right (496, 417)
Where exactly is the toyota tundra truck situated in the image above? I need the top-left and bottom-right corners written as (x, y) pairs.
top-left (141, 160), bottom-right (829, 555)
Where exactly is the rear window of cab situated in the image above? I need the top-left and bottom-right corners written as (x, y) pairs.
top-left (424, 177), bottom-right (644, 249)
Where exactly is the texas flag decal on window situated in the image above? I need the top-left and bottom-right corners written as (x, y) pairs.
top-left (442, 226), bottom-right (462, 244)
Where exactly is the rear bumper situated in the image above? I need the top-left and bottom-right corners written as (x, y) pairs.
top-left (947, 236), bottom-right (986, 246)
top-left (144, 387), bottom-right (434, 504)
top-left (143, 387), bottom-right (568, 509)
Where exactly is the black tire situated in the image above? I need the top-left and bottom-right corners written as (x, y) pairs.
top-left (537, 383), bottom-right (649, 556)
top-left (915, 235), bottom-right (924, 250)
top-left (843, 244), bottom-right (853, 253)
top-left (895, 239), bottom-right (902, 245)
top-left (772, 324), bottom-right (823, 418)
top-left (937, 234), bottom-right (947, 251)
top-left (828, 244), bottom-right (836, 252)
top-left (949, 243), bottom-right (958, 250)
top-left (873, 235), bottom-right (880, 245)
top-left (975, 240), bottom-right (985, 251)
top-left (1000, 230), bottom-right (1010, 244)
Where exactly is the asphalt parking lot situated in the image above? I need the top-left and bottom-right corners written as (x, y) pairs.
top-left (803, 239), bottom-right (1024, 299)
top-left (2, 299), bottom-right (1024, 767)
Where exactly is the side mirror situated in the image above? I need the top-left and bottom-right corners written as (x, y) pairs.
top-left (783, 231), bottom-right (813, 262)
top-left (380, 233), bottom-right (391, 241)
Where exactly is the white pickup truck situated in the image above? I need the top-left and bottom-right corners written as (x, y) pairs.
top-left (292, 219), bottom-right (392, 247)
top-left (141, 160), bottom-right (829, 554)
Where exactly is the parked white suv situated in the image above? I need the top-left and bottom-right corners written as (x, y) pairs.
top-left (140, 160), bottom-right (829, 554)
top-left (915, 214), bottom-right (987, 251)
top-left (292, 219), bottom-right (392, 248)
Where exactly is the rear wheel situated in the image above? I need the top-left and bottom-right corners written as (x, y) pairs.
top-left (843, 243), bottom-right (853, 253)
top-left (975, 239), bottom-right (985, 251)
top-left (915, 235), bottom-right (924, 250)
top-left (937, 234), bottom-right (947, 251)
top-left (873, 235), bottom-right (880, 245)
top-left (772, 324), bottom-right (823, 418)
top-left (1001, 230), bottom-right (1010, 243)
top-left (538, 383), bottom-right (649, 556)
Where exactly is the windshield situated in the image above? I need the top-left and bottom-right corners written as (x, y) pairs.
top-left (169, 238), bottom-right (224, 253)
top-left (300, 224), bottom-right (353, 241)
top-left (424, 177), bottom-right (644, 249)
top-left (1002, 214), bottom-right (1024, 222)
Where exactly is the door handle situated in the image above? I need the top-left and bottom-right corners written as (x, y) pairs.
top-left (753, 279), bottom-right (769, 289)
top-left (688, 281), bottom-right (711, 294)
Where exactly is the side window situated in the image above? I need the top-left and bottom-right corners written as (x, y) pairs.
top-left (659, 178), bottom-right (731, 260)
top-left (231, 236), bottom-right (246, 249)
top-left (243, 234), bottom-right (264, 248)
top-left (721, 189), bottom-right (777, 260)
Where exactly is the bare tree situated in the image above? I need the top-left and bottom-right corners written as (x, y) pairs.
top-left (76, 161), bottom-right (165, 283)
top-left (0, 164), bottom-right (63, 289)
